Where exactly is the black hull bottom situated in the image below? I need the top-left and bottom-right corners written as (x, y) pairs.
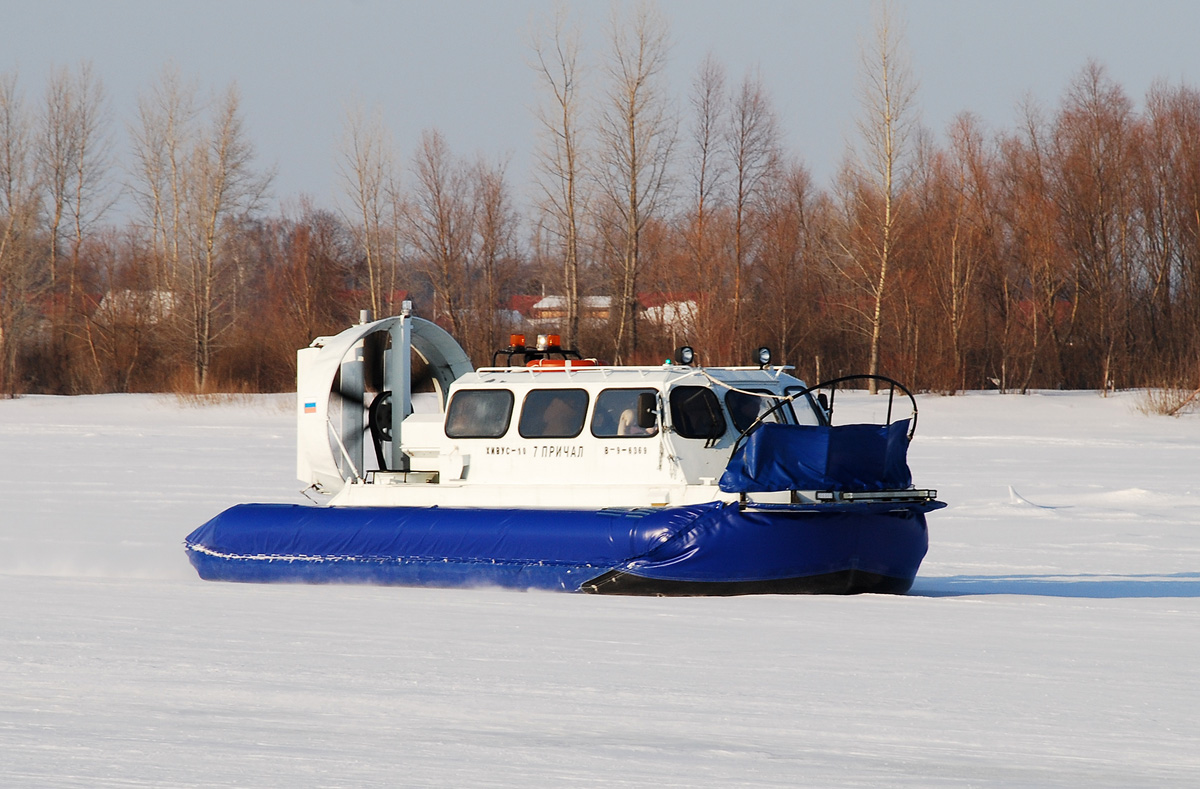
top-left (582, 568), bottom-right (913, 596)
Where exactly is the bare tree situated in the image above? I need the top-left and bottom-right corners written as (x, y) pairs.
top-left (26, 62), bottom-right (116, 392)
top-left (595, 0), bottom-right (675, 361)
top-left (338, 102), bottom-right (399, 318)
top-left (992, 99), bottom-right (1071, 392)
top-left (63, 63), bottom-right (113, 305)
top-left (32, 62), bottom-right (115, 307)
top-left (845, 0), bottom-right (918, 392)
top-left (271, 198), bottom-right (354, 343)
top-left (408, 129), bottom-right (474, 350)
top-left (37, 65), bottom-right (74, 290)
top-left (80, 227), bottom-right (157, 392)
top-left (1051, 60), bottom-right (1136, 390)
top-left (0, 71), bottom-right (43, 394)
top-left (530, 4), bottom-right (588, 348)
top-left (755, 160), bottom-right (818, 366)
top-left (128, 65), bottom-right (199, 305)
top-left (1139, 82), bottom-right (1182, 355)
top-left (917, 112), bottom-right (993, 391)
top-left (181, 84), bottom-right (271, 390)
top-left (682, 53), bottom-right (729, 361)
top-left (471, 156), bottom-right (519, 353)
top-left (727, 69), bottom-right (781, 358)
top-left (1140, 82), bottom-right (1200, 375)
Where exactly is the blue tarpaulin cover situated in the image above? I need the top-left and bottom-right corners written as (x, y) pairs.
top-left (719, 420), bottom-right (913, 493)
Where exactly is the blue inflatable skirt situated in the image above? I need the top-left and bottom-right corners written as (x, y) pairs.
top-left (184, 500), bottom-right (938, 595)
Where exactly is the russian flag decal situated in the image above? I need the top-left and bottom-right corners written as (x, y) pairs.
top-left (304, 402), bottom-right (317, 414)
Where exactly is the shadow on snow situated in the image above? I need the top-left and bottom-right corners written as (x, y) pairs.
top-left (909, 572), bottom-right (1200, 599)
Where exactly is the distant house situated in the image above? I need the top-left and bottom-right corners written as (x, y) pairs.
top-left (502, 294), bottom-right (534, 318)
top-left (94, 290), bottom-right (176, 324)
top-left (527, 295), bottom-right (612, 325)
top-left (640, 292), bottom-right (698, 331)
top-left (511, 293), bottom-right (698, 330)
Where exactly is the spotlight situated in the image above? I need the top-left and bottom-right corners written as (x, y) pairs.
top-left (756, 346), bottom-right (772, 367)
top-left (675, 346), bottom-right (695, 365)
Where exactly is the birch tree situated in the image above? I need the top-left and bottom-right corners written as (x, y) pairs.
top-left (64, 63), bottom-right (113, 304)
top-left (33, 63), bottom-right (113, 305)
top-left (683, 53), bottom-right (729, 361)
top-left (181, 85), bottom-right (271, 390)
top-left (596, 0), bottom-right (675, 361)
top-left (727, 70), bottom-right (781, 357)
top-left (0, 72), bottom-right (42, 394)
top-left (471, 157), bottom-right (518, 354)
top-left (531, 4), bottom-right (587, 348)
top-left (917, 113), bottom-right (992, 391)
top-left (129, 65), bottom-right (199, 304)
top-left (338, 103), bottom-right (399, 318)
top-left (845, 0), bottom-right (917, 392)
top-left (37, 66), bottom-right (73, 290)
top-left (408, 130), bottom-right (474, 349)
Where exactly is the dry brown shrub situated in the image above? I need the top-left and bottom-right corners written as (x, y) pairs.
top-left (1135, 387), bottom-right (1200, 417)
top-left (167, 392), bottom-right (291, 412)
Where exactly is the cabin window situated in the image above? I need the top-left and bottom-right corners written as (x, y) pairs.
top-left (445, 389), bottom-right (514, 438)
top-left (725, 389), bottom-right (790, 433)
top-left (785, 386), bottom-right (826, 426)
top-left (591, 388), bottom-right (659, 438)
top-left (669, 386), bottom-right (726, 440)
top-left (519, 388), bottom-right (589, 438)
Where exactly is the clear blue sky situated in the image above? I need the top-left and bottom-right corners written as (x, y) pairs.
top-left (8, 1), bottom-right (1200, 215)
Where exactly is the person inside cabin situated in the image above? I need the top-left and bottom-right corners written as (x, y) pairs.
top-left (617, 408), bottom-right (650, 436)
top-left (588, 389), bottom-right (659, 438)
top-left (542, 394), bottom-right (576, 435)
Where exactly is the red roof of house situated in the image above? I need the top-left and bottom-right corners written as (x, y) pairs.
top-left (508, 294), bottom-right (542, 316)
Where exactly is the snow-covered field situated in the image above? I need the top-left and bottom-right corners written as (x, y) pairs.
top-left (2, 391), bottom-right (1198, 787)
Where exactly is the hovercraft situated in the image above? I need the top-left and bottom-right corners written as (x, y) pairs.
top-left (185, 305), bottom-right (944, 595)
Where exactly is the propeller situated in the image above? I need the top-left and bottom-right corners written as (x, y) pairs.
top-left (325, 329), bottom-right (390, 478)
top-left (368, 390), bottom-right (393, 470)
top-left (327, 329), bottom-right (436, 475)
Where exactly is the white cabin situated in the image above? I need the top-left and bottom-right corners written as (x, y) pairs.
top-left (295, 310), bottom-right (825, 511)
top-left (332, 363), bottom-right (823, 510)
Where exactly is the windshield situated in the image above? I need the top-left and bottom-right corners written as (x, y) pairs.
top-left (724, 389), bottom-right (790, 433)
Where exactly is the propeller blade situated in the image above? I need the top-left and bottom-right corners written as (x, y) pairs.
top-left (363, 331), bottom-right (388, 393)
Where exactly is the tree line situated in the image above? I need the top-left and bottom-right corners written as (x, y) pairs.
top-left (3, 4), bottom-right (1200, 396)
